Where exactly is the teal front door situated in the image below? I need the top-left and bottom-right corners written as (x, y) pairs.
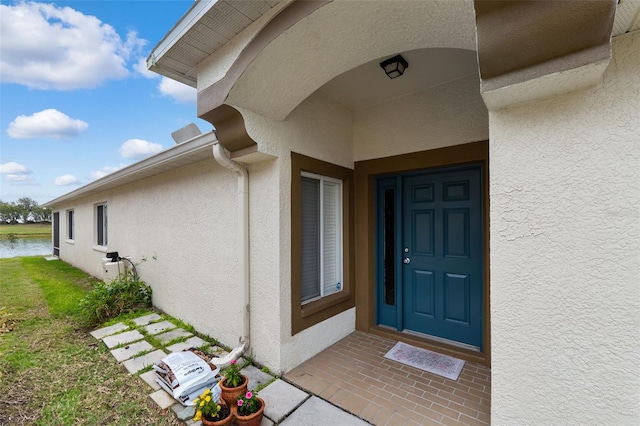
top-left (376, 165), bottom-right (484, 349)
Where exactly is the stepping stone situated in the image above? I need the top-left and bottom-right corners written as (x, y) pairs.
top-left (155, 328), bottom-right (192, 344)
top-left (242, 365), bottom-right (274, 391)
top-left (102, 330), bottom-right (144, 349)
top-left (166, 336), bottom-right (207, 352)
top-left (122, 349), bottom-right (166, 374)
top-left (143, 320), bottom-right (177, 335)
top-left (258, 379), bottom-right (309, 423)
top-left (110, 340), bottom-right (153, 362)
top-left (149, 389), bottom-right (176, 409)
top-left (280, 396), bottom-right (369, 425)
top-left (90, 322), bottom-right (128, 339)
top-left (133, 313), bottom-right (162, 326)
top-left (173, 404), bottom-right (195, 421)
top-left (139, 370), bottom-right (161, 391)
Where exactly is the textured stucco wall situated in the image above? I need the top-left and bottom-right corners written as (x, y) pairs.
top-left (354, 73), bottom-right (488, 161)
top-left (53, 159), bottom-right (246, 347)
top-left (241, 90), bottom-right (357, 372)
top-left (490, 32), bottom-right (639, 424)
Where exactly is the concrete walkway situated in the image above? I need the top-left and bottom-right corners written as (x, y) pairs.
top-left (90, 313), bottom-right (369, 425)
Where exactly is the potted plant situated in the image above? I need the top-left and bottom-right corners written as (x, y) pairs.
top-left (219, 359), bottom-right (248, 407)
top-left (192, 388), bottom-right (232, 426)
top-left (234, 391), bottom-right (265, 426)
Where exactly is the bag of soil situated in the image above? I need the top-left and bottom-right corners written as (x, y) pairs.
top-left (154, 350), bottom-right (221, 405)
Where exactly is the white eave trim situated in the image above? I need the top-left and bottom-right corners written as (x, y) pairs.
top-left (44, 131), bottom-right (219, 207)
top-left (147, 0), bottom-right (221, 72)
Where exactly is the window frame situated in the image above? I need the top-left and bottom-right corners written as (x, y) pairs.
top-left (291, 153), bottom-right (354, 335)
top-left (66, 209), bottom-right (74, 242)
top-left (95, 202), bottom-right (108, 248)
top-left (300, 171), bottom-right (344, 304)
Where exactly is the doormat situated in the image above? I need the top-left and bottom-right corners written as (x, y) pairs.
top-left (384, 341), bottom-right (465, 381)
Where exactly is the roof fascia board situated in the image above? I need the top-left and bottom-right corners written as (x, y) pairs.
top-left (44, 131), bottom-right (219, 207)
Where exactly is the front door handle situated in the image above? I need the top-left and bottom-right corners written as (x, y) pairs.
top-left (403, 257), bottom-right (411, 264)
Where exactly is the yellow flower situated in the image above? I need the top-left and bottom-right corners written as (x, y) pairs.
top-left (200, 400), bottom-right (205, 407)
top-left (193, 411), bottom-right (202, 421)
top-left (204, 388), bottom-right (211, 395)
top-left (205, 395), bottom-right (211, 402)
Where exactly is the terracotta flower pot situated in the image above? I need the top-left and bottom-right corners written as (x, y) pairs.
top-left (219, 374), bottom-right (248, 407)
top-left (233, 396), bottom-right (265, 426)
top-left (200, 402), bottom-right (233, 426)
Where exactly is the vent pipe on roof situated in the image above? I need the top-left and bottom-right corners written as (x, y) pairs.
top-left (208, 142), bottom-right (249, 367)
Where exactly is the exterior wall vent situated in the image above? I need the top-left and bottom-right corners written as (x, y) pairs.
top-left (613, 0), bottom-right (640, 36)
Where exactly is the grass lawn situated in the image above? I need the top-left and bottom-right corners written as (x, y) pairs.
top-left (0, 223), bottom-right (51, 238)
top-left (0, 257), bottom-right (181, 425)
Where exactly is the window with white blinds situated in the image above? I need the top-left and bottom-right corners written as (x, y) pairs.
top-left (300, 172), bottom-right (343, 304)
top-left (96, 203), bottom-right (107, 247)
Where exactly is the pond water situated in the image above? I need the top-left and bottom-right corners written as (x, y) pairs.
top-left (0, 237), bottom-right (52, 258)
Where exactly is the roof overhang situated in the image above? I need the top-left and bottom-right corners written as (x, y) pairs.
top-left (474, 0), bottom-right (620, 110)
top-left (147, 0), bottom-right (283, 88)
top-left (44, 131), bottom-right (219, 208)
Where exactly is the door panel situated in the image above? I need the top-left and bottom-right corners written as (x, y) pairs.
top-left (402, 167), bottom-right (483, 348)
top-left (412, 269), bottom-right (435, 317)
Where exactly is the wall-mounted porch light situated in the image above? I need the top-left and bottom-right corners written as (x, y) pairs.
top-left (379, 54), bottom-right (409, 79)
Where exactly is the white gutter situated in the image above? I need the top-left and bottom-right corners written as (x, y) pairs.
top-left (208, 142), bottom-right (249, 368)
top-left (43, 131), bottom-right (218, 207)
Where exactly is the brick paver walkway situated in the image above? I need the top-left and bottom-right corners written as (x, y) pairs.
top-left (285, 331), bottom-right (491, 425)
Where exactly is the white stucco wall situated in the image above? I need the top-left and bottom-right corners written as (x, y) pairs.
top-left (490, 32), bottom-right (639, 424)
top-left (53, 159), bottom-right (247, 348)
top-left (354, 72), bottom-right (488, 161)
top-left (240, 90), bottom-right (357, 372)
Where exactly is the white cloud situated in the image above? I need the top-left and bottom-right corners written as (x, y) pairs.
top-left (90, 165), bottom-right (123, 180)
top-left (135, 57), bottom-right (156, 79)
top-left (0, 162), bottom-right (37, 185)
top-left (5, 174), bottom-right (31, 182)
top-left (0, 161), bottom-right (30, 174)
top-left (54, 174), bottom-right (80, 186)
top-left (158, 77), bottom-right (196, 103)
top-left (0, 2), bottom-right (146, 90)
top-left (7, 109), bottom-right (88, 139)
top-left (118, 138), bottom-right (163, 160)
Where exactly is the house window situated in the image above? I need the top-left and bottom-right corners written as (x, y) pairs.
top-left (66, 209), bottom-right (74, 240)
top-left (291, 153), bottom-right (354, 335)
top-left (96, 203), bottom-right (107, 247)
top-left (301, 172), bottom-right (343, 303)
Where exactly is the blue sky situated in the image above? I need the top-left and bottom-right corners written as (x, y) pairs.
top-left (0, 0), bottom-right (212, 204)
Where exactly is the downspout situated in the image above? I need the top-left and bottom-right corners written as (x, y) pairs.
top-left (209, 142), bottom-right (249, 368)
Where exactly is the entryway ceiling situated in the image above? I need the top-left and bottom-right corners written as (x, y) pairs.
top-left (319, 48), bottom-right (480, 111)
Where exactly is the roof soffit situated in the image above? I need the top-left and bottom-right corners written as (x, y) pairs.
top-left (148, 0), bottom-right (285, 88)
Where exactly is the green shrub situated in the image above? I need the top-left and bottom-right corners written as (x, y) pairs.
top-left (78, 271), bottom-right (152, 326)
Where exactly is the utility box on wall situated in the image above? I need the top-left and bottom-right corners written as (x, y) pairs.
top-left (102, 258), bottom-right (127, 282)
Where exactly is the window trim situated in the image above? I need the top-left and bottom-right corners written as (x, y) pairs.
top-left (66, 209), bottom-right (74, 242)
top-left (95, 202), bottom-right (108, 248)
top-left (291, 153), bottom-right (354, 335)
top-left (300, 171), bottom-right (344, 304)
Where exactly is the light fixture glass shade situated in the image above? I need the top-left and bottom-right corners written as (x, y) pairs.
top-left (380, 54), bottom-right (409, 79)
